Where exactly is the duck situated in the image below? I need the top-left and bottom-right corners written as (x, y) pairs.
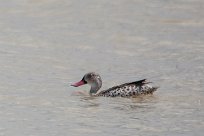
top-left (71, 72), bottom-right (158, 97)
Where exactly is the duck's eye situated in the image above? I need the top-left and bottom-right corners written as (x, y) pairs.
top-left (87, 74), bottom-right (92, 79)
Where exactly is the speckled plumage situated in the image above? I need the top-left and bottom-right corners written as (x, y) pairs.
top-left (96, 79), bottom-right (158, 97)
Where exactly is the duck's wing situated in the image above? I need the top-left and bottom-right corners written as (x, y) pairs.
top-left (120, 79), bottom-right (150, 87)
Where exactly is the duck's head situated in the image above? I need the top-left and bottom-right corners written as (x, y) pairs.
top-left (71, 72), bottom-right (102, 94)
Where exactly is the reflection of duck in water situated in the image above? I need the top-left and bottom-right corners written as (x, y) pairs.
top-left (71, 72), bottom-right (158, 97)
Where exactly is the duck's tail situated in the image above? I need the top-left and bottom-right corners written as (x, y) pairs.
top-left (147, 86), bottom-right (159, 94)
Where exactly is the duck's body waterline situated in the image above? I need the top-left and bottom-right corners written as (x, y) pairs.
top-left (71, 72), bottom-right (158, 97)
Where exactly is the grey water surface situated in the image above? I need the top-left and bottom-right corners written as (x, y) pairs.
top-left (0, 0), bottom-right (204, 136)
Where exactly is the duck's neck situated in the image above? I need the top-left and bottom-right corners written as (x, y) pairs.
top-left (89, 82), bottom-right (102, 95)
top-left (90, 87), bottom-right (98, 94)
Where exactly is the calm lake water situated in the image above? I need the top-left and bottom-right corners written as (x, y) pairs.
top-left (0, 0), bottom-right (204, 136)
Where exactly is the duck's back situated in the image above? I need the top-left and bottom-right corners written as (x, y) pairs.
top-left (97, 79), bottom-right (158, 97)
